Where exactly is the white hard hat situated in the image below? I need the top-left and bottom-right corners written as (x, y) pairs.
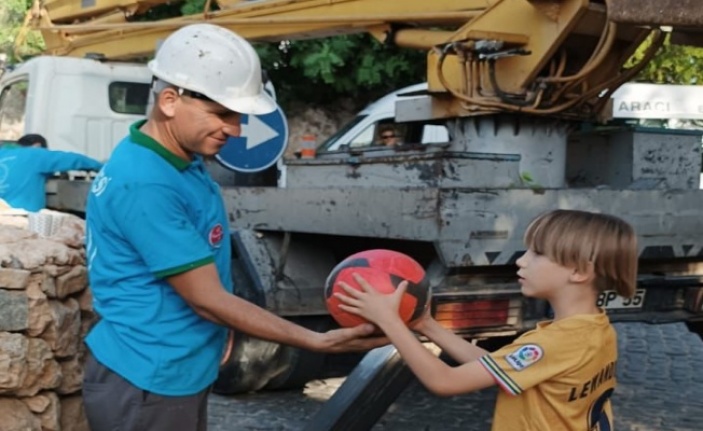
top-left (148, 23), bottom-right (276, 115)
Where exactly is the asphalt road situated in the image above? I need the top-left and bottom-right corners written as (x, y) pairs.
top-left (208, 322), bottom-right (703, 431)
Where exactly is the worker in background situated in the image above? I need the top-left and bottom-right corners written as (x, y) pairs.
top-left (0, 133), bottom-right (102, 211)
top-left (18, 133), bottom-right (48, 148)
top-left (82, 23), bottom-right (386, 431)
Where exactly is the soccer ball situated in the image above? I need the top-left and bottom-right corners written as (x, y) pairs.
top-left (324, 249), bottom-right (430, 327)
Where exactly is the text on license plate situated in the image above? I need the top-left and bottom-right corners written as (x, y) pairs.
top-left (597, 289), bottom-right (645, 309)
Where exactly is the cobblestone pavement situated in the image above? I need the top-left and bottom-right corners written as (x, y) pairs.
top-left (208, 322), bottom-right (703, 431)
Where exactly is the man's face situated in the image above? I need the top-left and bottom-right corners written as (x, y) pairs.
top-left (380, 130), bottom-right (399, 146)
top-left (173, 93), bottom-right (242, 157)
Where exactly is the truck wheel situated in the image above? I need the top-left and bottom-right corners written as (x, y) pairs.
top-left (212, 317), bottom-right (331, 394)
top-left (212, 252), bottom-right (279, 394)
top-left (264, 316), bottom-right (331, 390)
top-left (213, 331), bottom-right (287, 394)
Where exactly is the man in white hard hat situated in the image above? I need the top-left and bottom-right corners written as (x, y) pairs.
top-left (82, 24), bottom-right (385, 431)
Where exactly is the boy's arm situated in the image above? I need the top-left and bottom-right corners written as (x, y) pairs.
top-left (337, 277), bottom-right (495, 397)
top-left (416, 317), bottom-right (489, 364)
top-left (376, 317), bottom-right (496, 397)
top-left (37, 150), bottom-right (102, 174)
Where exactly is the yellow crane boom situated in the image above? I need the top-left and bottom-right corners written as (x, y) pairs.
top-left (24, 0), bottom-right (703, 119)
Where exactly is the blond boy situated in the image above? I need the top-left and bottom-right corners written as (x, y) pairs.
top-left (337, 209), bottom-right (637, 431)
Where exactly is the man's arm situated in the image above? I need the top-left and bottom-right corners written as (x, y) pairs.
top-left (167, 264), bottom-right (386, 353)
top-left (36, 149), bottom-right (102, 174)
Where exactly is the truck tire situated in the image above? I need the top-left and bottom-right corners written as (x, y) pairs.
top-left (213, 245), bottom-right (330, 394)
top-left (264, 316), bottom-right (331, 390)
top-left (212, 317), bottom-right (331, 395)
top-left (213, 331), bottom-right (288, 394)
top-left (212, 253), bottom-right (282, 394)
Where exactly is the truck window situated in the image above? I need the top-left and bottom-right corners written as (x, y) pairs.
top-left (318, 115), bottom-right (368, 151)
top-left (0, 79), bottom-right (28, 141)
top-left (421, 124), bottom-right (449, 143)
top-left (108, 81), bottom-right (150, 115)
top-left (349, 123), bottom-right (376, 148)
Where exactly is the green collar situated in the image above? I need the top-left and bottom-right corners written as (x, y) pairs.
top-left (129, 120), bottom-right (190, 171)
top-left (1, 143), bottom-right (22, 149)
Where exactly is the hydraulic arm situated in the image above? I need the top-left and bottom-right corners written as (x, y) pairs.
top-left (24, 0), bottom-right (703, 119)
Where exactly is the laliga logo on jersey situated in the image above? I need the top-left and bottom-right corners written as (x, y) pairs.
top-left (209, 224), bottom-right (224, 248)
top-left (506, 344), bottom-right (543, 371)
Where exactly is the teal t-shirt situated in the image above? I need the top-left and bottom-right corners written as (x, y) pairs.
top-left (85, 121), bottom-right (233, 396)
top-left (0, 145), bottom-right (102, 211)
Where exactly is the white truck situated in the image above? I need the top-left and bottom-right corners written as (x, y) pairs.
top-left (320, 81), bottom-right (703, 152)
top-left (3, 58), bottom-right (703, 163)
top-left (0, 56), bottom-right (150, 160)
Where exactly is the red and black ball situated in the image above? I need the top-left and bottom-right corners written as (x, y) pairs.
top-left (324, 249), bottom-right (430, 327)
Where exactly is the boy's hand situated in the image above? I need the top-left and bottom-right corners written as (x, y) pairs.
top-left (408, 305), bottom-right (434, 334)
top-left (335, 273), bottom-right (407, 328)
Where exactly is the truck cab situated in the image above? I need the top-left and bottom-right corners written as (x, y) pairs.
top-left (0, 56), bottom-right (151, 161)
top-left (318, 83), bottom-right (449, 152)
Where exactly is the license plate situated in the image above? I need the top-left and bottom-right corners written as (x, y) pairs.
top-left (597, 289), bottom-right (646, 309)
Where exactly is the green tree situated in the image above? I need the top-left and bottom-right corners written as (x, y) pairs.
top-left (628, 33), bottom-right (703, 84)
top-left (255, 35), bottom-right (426, 106)
top-left (0, 0), bottom-right (44, 64)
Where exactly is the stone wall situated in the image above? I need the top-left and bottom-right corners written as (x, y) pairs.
top-left (0, 213), bottom-right (92, 431)
top-left (284, 99), bottom-right (360, 157)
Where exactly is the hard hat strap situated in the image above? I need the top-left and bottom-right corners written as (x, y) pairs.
top-left (151, 78), bottom-right (214, 103)
top-left (177, 87), bottom-right (214, 103)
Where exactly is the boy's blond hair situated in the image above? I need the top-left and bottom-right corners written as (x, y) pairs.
top-left (524, 209), bottom-right (638, 298)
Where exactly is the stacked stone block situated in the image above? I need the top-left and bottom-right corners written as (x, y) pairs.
top-left (0, 216), bottom-right (93, 431)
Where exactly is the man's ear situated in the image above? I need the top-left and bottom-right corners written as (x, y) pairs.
top-left (570, 262), bottom-right (595, 284)
top-left (156, 87), bottom-right (180, 118)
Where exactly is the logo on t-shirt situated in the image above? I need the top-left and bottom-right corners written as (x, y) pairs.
top-left (505, 344), bottom-right (543, 371)
top-left (209, 224), bottom-right (224, 247)
top-left (91, 170), bottom-right (111, 197)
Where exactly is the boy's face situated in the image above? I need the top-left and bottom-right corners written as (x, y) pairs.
top-left (516, 249), bottom-right (573, 299)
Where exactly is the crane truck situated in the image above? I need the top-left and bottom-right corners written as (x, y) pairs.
top-left (4, 0), bottom-right (703, 395)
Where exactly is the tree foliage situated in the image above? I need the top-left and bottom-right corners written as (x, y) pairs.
top-left (256, 36), bottom-right (426, 106)
top-left (0, 0), bottom-right (44, 63)
top-left (627, 33), bottom-right (703, 85)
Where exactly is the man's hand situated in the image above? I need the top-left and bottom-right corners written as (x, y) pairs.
top-left (313, 324), bottom-right (388, 353)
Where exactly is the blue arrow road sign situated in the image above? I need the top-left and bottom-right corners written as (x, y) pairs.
top-left (215, 106), bottom-right (289, 172)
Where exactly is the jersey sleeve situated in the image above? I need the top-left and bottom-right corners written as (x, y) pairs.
top-left (108, 182), bottom-right (215, 277)
top-left (478, 327), bottom-right (587, 396)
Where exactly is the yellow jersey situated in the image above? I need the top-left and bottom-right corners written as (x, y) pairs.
top-left (478, 311), bottom-right (617, 431)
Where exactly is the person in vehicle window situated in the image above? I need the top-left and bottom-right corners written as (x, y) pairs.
top-left (378, 125), bottom-right (402, 147)
top-left (0, 133), bottom-right (102, 211)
